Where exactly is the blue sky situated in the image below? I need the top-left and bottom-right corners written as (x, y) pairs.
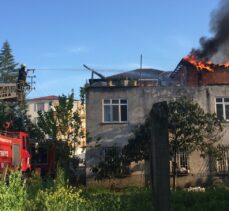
top-left (0, 0), bottom-right (219, 99)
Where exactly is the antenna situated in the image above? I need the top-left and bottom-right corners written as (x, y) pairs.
top-left (140, 54), bottom-right (143, 69)
top-left (140, 54), bottom-right (143, 83)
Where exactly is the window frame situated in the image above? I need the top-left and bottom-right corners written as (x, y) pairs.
top-left (216, 148), bottom-right (229, 173)
top-left (102, 146), bottom-right (130, 176)
top-left (102, 98), bottom-right (128, 123)
top-left (178, 151), bottom-right (189, 170)
top-left (36, 103), bottom-right (45, 112)
top-left (215, 97), bottom-right (229, 121)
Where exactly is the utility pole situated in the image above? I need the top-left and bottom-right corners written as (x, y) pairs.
top-left (150, 101), bottom-right (170, 211)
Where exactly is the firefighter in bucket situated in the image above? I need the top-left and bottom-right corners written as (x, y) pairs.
top-left (17, 64), bottom-right (29, 91)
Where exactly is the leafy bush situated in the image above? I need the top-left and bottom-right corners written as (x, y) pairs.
top-left (34, 187), bottom-right (85, 211)
top-left (80, 187), bottom-right (153, 211)
top-left (172, 187), bottom-right (229, 211)
top-left (1, 170), bottom-right (229, 211)
top-left (0, 171), bottom-right (26, 211)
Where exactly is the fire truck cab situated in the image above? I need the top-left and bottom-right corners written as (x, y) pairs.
top-left (0, 131), bottom-right (31, 172)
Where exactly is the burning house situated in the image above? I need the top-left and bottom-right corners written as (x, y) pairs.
top-left (85, 62), bottom-right (229, 187)
top-left (171, 57), bottom-right (229, 87)
top-left (85, 0), bottom-right (229, 187)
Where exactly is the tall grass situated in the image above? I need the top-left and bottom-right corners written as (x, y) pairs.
top-left (0, 170), bottom-right (229, 211)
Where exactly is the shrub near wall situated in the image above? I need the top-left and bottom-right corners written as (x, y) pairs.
top-left (1, 171), bottom-right (229, 211)
top-left (0, 171), bottom-right (27, 211)
top-left (172, 188), bottom-right (229, 211)
top-left (80, 187), bottom-right (153, 211)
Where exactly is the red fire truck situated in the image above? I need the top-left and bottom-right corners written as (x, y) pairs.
top-left (0, 131), bottom-right (31, 173)
top-left (0, 70), bottom-right (36, 175)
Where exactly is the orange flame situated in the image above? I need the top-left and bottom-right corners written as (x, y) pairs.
top-left (183, 55), bottom-right (229, 71)
top-left (183, 55), bottom-right (214, 71)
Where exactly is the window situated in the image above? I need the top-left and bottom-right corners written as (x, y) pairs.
top-left (217, 148), bottom-right (229, 173)
top-left (103, 99), bottom-right (127, 123)
top-left (216, 97), bottom-right (229, 121)
top-left (102, 146), bottom-right (130, 176)
top-left (179, 151), bottom-right (189, 170)
top-left (104, 146), bottom-right (121, 161)
top-left (170, 151), bottom-right (189, 175)
top-left (36, 103), bottom-right (45, 112)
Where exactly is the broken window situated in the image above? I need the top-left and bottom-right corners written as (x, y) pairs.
top-left (103, 99), bottom-right (128, 123)
top-left (216, 97), bottom-right (229, 121)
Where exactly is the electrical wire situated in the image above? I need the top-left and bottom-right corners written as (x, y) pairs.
top-left (29, 68), bottom-right (133, 72)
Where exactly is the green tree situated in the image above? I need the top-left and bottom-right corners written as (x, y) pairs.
top-left (37, 93), bottom-right (84, 170)
top-left (0, 100), bottom-right (42, 140)
top-left (80, 82), bottom-right (89, 105)
top-left (167, 98), bottom-right (222, 190)
top-left (121, 98), bottom-right (222, 189)
top-left (0, 41), bottom-right (18, 82)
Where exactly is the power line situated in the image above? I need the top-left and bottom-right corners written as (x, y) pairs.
top-left (29, 68), bottom-right (127, 72)
top-left (30, 66), bottom-right (173, 73)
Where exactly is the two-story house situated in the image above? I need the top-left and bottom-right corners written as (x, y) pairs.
top-left (86, 61), bottom-right (229, 188)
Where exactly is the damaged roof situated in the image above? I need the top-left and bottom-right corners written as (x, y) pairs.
top-left (106, 68), bottom-right (167, 80)
top-left (89, 68), bottom-right (175, 87)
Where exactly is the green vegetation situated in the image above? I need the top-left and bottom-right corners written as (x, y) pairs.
top-left (124, 98), bottom-right (223, 189)
top-left (0, 41), bottom-right (18, 82)
top-left (1, 171), bottom-right (229, 211)
top-left (36, 92), bottom-right (84, 177)
top-left (91, 98), bottom-right (224, 189)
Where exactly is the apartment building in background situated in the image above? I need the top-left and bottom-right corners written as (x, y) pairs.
top-left (27, 95), bottom-right (86, 158)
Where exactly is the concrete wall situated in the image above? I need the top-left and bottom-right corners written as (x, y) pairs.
top-left (86, 85), bottom-right (229, 187)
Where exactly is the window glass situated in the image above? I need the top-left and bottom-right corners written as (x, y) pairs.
top-left (112, 99), bottom-right (119, 104)
top-left (112, 105), bottom-right (119, 121)
top-left (216, 104), bottom-right (224, 120)
top-left (225, 98), bottom-right (229, 102)
top-left (104, 100), bottom-right (110, 104)
top-left (217, 149), bottom-right (229, 172)
top-left (120, 99), bottom-right (127, 104)
top-left (104, 105), bottom-right (111, 122)
top-left (179, 151), bottom-right (188, 169)
top-left (225, 105), bottom-right (229, 120)
top-left (216, 98), bottom-right (223, 102)
top-left (37, 103), bottom-right (44, 111)
top-left (121, 105), bottom-right (127, 121)
top-left (103, 147), bottom-right (129, 175)
top-left (103, 99), bottom-right (127, 123)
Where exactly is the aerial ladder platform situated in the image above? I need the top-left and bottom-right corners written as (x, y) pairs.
top-left (0, 83), bottom-right (17, 100)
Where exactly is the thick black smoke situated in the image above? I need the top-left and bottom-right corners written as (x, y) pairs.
top-left (192, 0), bottom-right (229, 64)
